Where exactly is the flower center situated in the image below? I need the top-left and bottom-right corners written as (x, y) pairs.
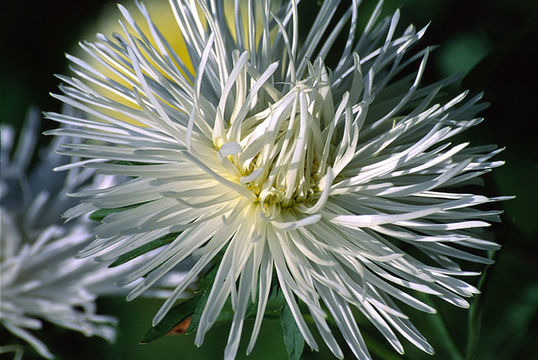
top-left (209, 61), bottom-right (342, 218)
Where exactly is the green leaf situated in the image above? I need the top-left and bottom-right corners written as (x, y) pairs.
top-left (89, 202), bottom-right (147, 222)
top-left (141, 250), bottom-right (225, 342)
top-left (185, 286), bottom-right (211, 335)
top-left (186, 261), bottom-right (221, 334)
top-left (264, 281), bottom-right (286, 315)
top-left (109, 232), bottom-right (180, 268)
top-left (140, 296), bottom-right (199, 344)
top-left (140, 250), bottom-right (225, 343)
top-left (280, 303), bottom-right (304, 360)
top-left (195, 257), bottom-right (222, 293)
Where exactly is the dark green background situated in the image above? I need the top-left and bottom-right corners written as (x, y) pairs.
top-left (1, 0), bottom-right (537, 359)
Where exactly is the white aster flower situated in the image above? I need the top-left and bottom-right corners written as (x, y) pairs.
top-left (0, 109), bottom-right (185, 359)
top-left (47, 0), bottom-right (509, 358)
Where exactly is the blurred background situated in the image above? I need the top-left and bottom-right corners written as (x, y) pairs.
top-left (1, 0), bottom-right (537, 359)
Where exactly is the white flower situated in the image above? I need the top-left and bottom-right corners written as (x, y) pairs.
top-left (0, 109), bottom-right (185, 359)
top-left (47, 0), bottom-right (509, 358)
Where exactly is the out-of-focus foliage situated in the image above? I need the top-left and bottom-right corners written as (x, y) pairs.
top-left (1, 0), bottom-right (536, 359)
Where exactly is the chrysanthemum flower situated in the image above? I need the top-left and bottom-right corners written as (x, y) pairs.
top-left (0, 109), bottom-right (185, 359)
top-left (47, 0), bottom-right (508, 358)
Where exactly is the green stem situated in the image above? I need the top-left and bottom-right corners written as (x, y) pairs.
top-left (428, 309), bottom-right (465, 360)
top-left (416, 293), bottom-right (464, 360)
top-left (466, 249), bottom-right (499, 360)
